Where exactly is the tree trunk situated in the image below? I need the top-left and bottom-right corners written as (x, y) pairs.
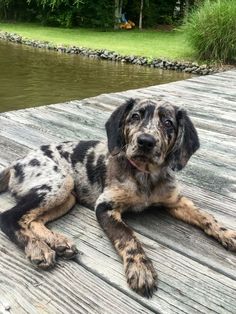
top-left (139, 0), bottom-right (144, 30)
top-left (185, 0), bottom-right (190, 16)
top-left (114, 0), bottom-right (123, 29)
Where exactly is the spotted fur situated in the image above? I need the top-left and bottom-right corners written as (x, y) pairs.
top-left (0, 98), bottom-right (235, 298)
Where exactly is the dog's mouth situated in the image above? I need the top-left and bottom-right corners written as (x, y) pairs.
top-left (128, 155), bottom-right (151, 173)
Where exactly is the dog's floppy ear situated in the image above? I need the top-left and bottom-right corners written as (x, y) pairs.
top-left (168, 108), bottom-right (200, 171)
top-left (105, 98), bottom-right (135, 154)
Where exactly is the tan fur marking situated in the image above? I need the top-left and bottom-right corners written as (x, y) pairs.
top-left (36, 193), bottom-right (76, 224)
top-left (28, 194), bottom-right (77, 257)
top-left (19, 207), bottom-right (47, 229)
top-left (25, 238), bottom-right (56, 269)
top-left (19, 175), bottom-right (74, 229)
top-left (18, 194), bottom-right (77, 264)
top-left (46, 175), bottom-right (74, 208)
top-left (16, 227), bottom-right (56, 269)
top-left (165, 196), bottom-right (236, 251)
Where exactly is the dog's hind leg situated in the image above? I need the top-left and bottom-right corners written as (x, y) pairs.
top-left (29, 193), bottom-right (78, 259)
top-left (0, 175), bottom-right (75, 268)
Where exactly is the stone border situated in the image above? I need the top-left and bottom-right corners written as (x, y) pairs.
top-left (0, 31), bottom-right (216, 75)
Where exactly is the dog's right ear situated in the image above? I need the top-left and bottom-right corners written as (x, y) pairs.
top-left (105, 98), bottom-right (135, 154)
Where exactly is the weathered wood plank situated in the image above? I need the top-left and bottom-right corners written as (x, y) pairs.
top-left (1, 196), bottom-right (236, 314)
top-left (0, 233), bottom-right (153, 314)
top-left (47, 207), bottom-right (236, 314)
top-left (0, 135), bottom-right (30, 167)
top-left (0, 70), bottom-right (236, 314)
top-left (143, 84), bottom-right (236, 112)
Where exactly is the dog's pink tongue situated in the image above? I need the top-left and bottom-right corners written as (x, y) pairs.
top-left (129, 159), bottom-right (149, 173)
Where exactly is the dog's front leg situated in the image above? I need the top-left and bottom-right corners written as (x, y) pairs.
top-left (95, 195), bottom-right (157, 298)
top-left (165, 196), bottom-right (236, 251)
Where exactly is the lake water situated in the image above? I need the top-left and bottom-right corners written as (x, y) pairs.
top-left (0, 40), bottom-right (192, 112)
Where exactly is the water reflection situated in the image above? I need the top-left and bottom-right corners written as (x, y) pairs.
top-left (0, 40), bottom-right (192, 112)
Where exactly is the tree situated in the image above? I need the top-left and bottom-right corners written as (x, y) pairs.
top-left (114, 0), bottom-right (123, 29)
top-left (139, 0), bottom-right (143, 29)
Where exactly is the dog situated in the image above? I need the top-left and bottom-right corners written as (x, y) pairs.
top-left (0, 98), bottom-right (235, 298)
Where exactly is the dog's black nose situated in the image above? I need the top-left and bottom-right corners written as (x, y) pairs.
top-left (137, 134), bottom-right (156, 151)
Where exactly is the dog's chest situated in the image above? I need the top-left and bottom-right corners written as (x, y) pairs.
top-left (122, 175), bottom-right (173, 213)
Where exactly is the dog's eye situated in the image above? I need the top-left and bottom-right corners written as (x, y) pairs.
top-left (131, 113), bottom-right (140, 121)
top-left (163, 120), bottom-right (173, 128)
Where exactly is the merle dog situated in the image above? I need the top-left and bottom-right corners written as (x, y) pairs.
top-left (0, 98), bottom-right (235, 298)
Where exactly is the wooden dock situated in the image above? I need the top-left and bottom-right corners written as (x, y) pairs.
top-left (0, 70), bottom-right (236, 314)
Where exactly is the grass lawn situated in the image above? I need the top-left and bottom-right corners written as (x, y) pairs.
top-left (0, 22), bottom-right (194, 61)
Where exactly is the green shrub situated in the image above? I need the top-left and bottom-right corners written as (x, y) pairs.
top-left (183, 0), bottom-right (236, 63)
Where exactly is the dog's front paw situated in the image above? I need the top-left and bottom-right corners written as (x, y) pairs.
top-left (25, 239), bottom-right (56, 270)
top-left (52, 234), bottom-right (78, 259)
top-left (125, 256), bottom-right (158, 298)
top-left (220, 229), bottom-right (236, 251)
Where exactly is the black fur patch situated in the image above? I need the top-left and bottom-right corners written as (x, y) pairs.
top-left (71, 140), bottom-right (99, 166)
top-left (53, 165), bottom-right (58, 172)
top-left (0, 188), bottom-right (46, 244)
top-left (86, 153), bottom-right (107, 188)
top-left (167, 108), bottom-right (200, 171)
top-left (40, 184), bottom-right (52, 192)
top-left (59, 150), bottom-right (70, 161)
top-left (29, 159), bottom-right (40, 167)
top-left (13, 164), bottom-right (25, 183)
top-left (126, 257), bottom-right (134, 264)
top-left (41, 145), bottom-right (54, 159)
top-left (105, 98), bottom-right (135, 154)
top-left (95, 202), bottom-right (113, 217)
top-left (140, 104), bottom-right (155, 127)
top-left (126, 248), bottom-right (140, 255)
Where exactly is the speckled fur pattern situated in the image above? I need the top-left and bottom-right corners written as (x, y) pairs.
top-left (0, 98), bottom-right (236, 298)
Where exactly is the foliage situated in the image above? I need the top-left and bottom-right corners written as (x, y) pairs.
top-left (79, 0), bottom-right (115, 28)
top-left (28, 0), bottom-right (83, 27)
top-left (125, 0), bottom-right (177, 27)
top-left (183, 0), bottom-right (236, 63)
top-left (0, 0), bottom-right (196, 28)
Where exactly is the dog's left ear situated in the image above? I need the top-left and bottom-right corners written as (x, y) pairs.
top-left (105, 98), bottom-right (135, 154)
top-left (168, 108), bottom-right (200, 171)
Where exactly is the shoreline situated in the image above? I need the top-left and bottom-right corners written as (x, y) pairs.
top-left (0, 30), bottom-right (231, 75)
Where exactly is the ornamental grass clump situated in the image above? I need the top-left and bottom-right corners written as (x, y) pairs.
top-left (183, 0), bottom-right (236, 63)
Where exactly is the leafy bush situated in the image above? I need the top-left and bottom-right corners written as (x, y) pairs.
top-left (183, 0), bottom-right (236, 63)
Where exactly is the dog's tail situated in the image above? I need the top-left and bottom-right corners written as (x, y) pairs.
top-left (0, 167), bottom-right (10, 193)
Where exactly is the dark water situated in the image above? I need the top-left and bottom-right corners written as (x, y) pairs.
top-left (0, 40), bottom-right (192, 112)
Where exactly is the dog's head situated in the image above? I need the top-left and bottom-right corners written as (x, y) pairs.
top-left (105, 98), bottom-right (199, 172)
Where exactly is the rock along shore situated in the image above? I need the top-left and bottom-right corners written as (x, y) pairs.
top-left (0, 31), bottom-right (218, 75)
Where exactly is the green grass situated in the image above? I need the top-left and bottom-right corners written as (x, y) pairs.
top-left (0, 22), bottom-right (194, 60)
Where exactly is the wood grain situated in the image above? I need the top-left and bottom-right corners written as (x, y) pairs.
top-left (0, 70), bottom-right (235, 314)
